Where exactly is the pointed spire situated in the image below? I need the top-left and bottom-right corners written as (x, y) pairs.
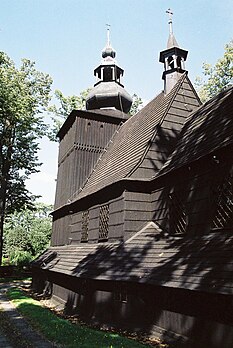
top-left (159, 9), bottom-right (188, 94)
top-left (106, 24), bottom-right (111, 46)
top-left (102, 24), bottom-right (116, 60)
top-left (166, 8), bottom-right (179, 48)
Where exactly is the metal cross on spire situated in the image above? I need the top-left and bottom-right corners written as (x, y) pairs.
top-left (166, 8), bottom-right (173, 34)
top-left (106, 23), bottom-right (111, 46)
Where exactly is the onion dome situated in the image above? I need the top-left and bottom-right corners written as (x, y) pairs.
top-left (86, 27), bottom-right (132, 113)
top-left (102, 44), bottom-right (116, 59)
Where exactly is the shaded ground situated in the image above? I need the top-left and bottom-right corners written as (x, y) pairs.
top-left (0, 281), bottom-right (56, 348)
top-left (0, 280), bottom-right (167, 348)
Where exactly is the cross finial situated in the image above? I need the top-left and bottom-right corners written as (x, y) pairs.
top-left (166, 8), bottom-right (173, 34)
top-left (106, 23), bottom-right (111, 46)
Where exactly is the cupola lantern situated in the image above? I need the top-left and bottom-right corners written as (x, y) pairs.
top-left (86, 26), bottom-right (132, 113)
top-left (159, 9), bottom-right (188, 94)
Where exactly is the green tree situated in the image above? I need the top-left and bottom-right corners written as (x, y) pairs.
top-left (0, 52), bottom-right (52, 264)
top-left (49, 89), bottom-right (143, 140)
top-left (195, 40), bottom-right (233, 102)
top-left (3, 203), bottom-right (52, 266)
top-left (48, 89), bottom-right (90, 141)
top-left (128, 93), bottom-right (143, 116)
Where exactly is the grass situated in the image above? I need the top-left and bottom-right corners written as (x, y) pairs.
top-left (7, 288), bottom-right (154, 348)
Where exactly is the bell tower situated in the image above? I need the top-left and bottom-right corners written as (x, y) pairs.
top-left (159, 9), bottom-right (188, 94)
top-left (86, 26), bottom-right (132, 113)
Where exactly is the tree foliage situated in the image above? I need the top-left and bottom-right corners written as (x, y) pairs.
top-left (195, 40), bottom-right (233, 102)
top-left (0, 52), bottom-right (52, 263)
top-left (3, 203), bottom-right (52, 266)
top-left (48, 89), bottom-right (90, 141)
top-left (49, 89), bottom-right (143, 140)
top-left (128, 93), bottom-right (143, 116)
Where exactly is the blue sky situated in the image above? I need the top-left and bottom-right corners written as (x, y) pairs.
top-left (1, 0), bottom-right (232, 204)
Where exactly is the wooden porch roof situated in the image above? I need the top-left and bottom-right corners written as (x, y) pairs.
top-left (33, 222), bottom-right (233, 295)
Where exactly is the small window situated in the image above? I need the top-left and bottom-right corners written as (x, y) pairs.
top-left (99, 204), bottom-right (109, 241)
top-left (81, 210), bottom-right (89, 242)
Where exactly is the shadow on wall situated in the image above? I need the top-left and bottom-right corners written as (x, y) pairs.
top-left (35, 87), bottom-right (233, 347)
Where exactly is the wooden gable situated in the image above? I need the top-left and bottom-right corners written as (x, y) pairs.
top-left (130, 74), bottom-right (201, 178)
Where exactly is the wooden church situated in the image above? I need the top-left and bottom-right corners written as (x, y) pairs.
top-left (32, 13), bottom-right (233, 347)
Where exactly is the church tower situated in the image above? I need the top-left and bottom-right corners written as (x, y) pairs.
top-left (159, 9), bottom-right (188, 94)
top-left (86, 27), bottom-right (132, 113)
top-left (53, 29), bottom-right (132, 216)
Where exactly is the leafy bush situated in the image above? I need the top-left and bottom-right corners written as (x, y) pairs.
top-left (3, 203), bottom-right (52, 266)
top-left (8, 250), bottom-right (33, 267)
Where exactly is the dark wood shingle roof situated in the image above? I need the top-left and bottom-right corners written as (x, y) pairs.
top-left (160, 86), bottom-right (233, 175)
top-left (33, 222), bottom-right (233, 295)
top-left (70, 74), bottom-right (192, 203)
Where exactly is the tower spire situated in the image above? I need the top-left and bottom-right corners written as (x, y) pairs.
top-left (106, 23), bottom-right (111, 46)
top-left (159, 9), bottom-right (188, 94)
top-left (166, 8), bottom-right (173, 35)
top-left (166, 8), bottom-right (179, 48)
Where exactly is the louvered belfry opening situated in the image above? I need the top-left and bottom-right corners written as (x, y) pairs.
top-left (81, 210), bottom-right (89, 242)
top-left (212, 174), bottom-right (233, 229)
top-left (169, 192), bottom-right (187, 234)
top-left (99, 204), bottom-right (110, 241)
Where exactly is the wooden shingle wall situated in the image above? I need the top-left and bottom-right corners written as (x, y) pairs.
top-left (131, 76), bottom-right (201, 179)
top-left (151, 150), bottom-right (233, 235)
top-left (123, 191), bottom-right (152, 240)
top-left (51, 215), bottom-right (71, 246)
top-left (151, 187), bottom-right (169, 231)
top-left (108, 196), bottom-right (125, 241)
top-left (55, 194), bottom-right (126, 244)
top-left (54, 116), bottom-right (120, 209)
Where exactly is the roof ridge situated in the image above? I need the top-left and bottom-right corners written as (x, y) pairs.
top-left (68, 92), bottom-right (165, 203)
top-left (158, 85), bottom-right (233, 176)
top-left (125, 221), bottom-right (163, 243)
top-left (72, 92), bottom-right (164, 201)
top-left (127, 73), bottom-right (187, 177)
top-left (67, 74), bottom-right (189, 205)
top-left (183, 73), bottom-right (202, 106)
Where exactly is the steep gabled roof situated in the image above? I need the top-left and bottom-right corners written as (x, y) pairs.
top-left (70, 73), bottom-right (197, 203)
top-left (160, 86), bottom-right (233, 175)
top-left (33, 221), bottom-right (233, 295)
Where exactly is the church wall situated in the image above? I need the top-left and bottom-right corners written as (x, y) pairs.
top-left (38, 148), bottom-right (233, 346)
top-left (151, 187), bottom-right (170, 230)
top-left (51, 194), bottom-right (126, 245)
top-left (123, 191), bottom-right (152, 240)
top-left (51, 215), bottom-right (71, 246)
top-left (108, 195), bottom-right (125, 241)
top-left (44, 272), bottom-right (233, 348)
top-left (150, 147), bottom-right (233, 235)
top-left (54, 114), bottom-right (120, 209)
